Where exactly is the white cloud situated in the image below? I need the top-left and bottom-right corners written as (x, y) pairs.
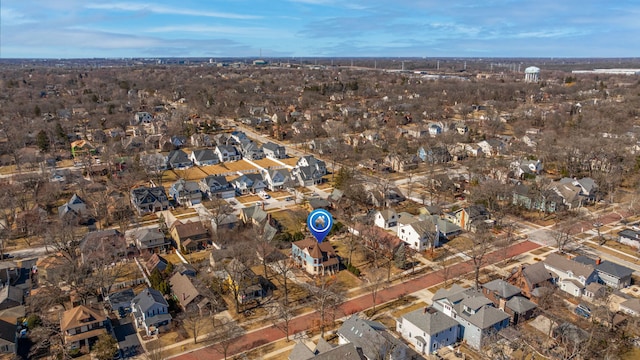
top-left (85, 2), bottom-right (261, 20)
top-left (144, 25), bottom-right (290, 38)
top-left (0, 8), bottom-right (36, 25)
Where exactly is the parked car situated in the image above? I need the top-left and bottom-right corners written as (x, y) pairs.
top-left (575, 304), bottom-right (591, 318)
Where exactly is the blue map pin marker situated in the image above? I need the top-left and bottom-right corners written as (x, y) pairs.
top-left (307, 209), bottom-right (333, 243)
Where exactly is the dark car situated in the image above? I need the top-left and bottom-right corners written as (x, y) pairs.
top-left (575, 304), bottom-right (591, 318)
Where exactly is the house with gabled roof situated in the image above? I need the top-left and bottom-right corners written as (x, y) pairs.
top-left (167, 149), bottom-right (192, 169)
top-left (170, 220), bottom-right (210, 253)
top-left (262, 169), bottom-right (292, 191)
top-left (199, 175), bottom-right (235, 199)
top-left (58, 193), bottom-right (88, 222)
top-left (292, 165), bottom-right (324, 187)
top-left (169, 272), bottom-right (211, 315)
top-left (374, 209), bottom-right (398, 229)
top-left (130, 186), bottom-right (169, 214)
top-left (543, 253), bottom-right (598, 297)
top-left (169, 179), bottom-right (202, 206)
top-left (240, 204), bottom-right (268, 226)
top-left (60, 305), bottom-right (109, 350)
top-left (130, 227), bottom-right (168, 254)
top-left (292, 238), bottom-right (339, 276)
top-left (189, 148), bottom-right (219, 166)
top-left (146, 254), bottom-right (169, 274)
top-left (262, 141), bottom-right (286, 159)
top-left (131, 287), bottom-right (171, 335)
top-left (397, 307), bottom-right (459, 355)
top-left (573, 256), bottom-right (633, 289)
top-left (337, 314), bottom-right (418, 360)
top-left (296, 155), bottom-right (327, 175)
top-left (618, 228), bottom-right (640, 249)
top-left (431, 284), bottom-right (510, 350)
top-left (619, 298), bottom-right (640, 317)
top-left (505, 262), bottom-right (554, 300)
top-left (449, 205), bottom-right (491, 233)
top-left (79, 229), bottom-right (128, 267)
top-left (481, 279), bottom-right (537, 324)
top-left (239, 139), bottom-right (265, 160)
top-left (215, 145), bottom-right (241, 162)
top-left (231, 173), bottom-right (266, 195)
top-left (70, 139), bottom-right (95, 159)
top-left (224, 258), bottom-right (265, 305)
top-left (397, 217), bottom-right (439, 251)
top-left (0, 286), bottom-right (23, 311)
top-left (288, 341), bottom-right (365, 360)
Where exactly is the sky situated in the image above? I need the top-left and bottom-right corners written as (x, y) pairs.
top-left (1, 0), bottom-right (639, 59)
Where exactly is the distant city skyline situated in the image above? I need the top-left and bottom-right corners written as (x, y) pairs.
top-left (1, 0), bottom-right (639, 59)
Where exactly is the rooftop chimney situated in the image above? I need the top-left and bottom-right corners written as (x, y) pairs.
top-left (596, 257), bottom-right (602, 265)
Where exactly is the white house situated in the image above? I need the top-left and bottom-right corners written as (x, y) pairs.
top-left (397, 218), bottom-right (439, 251)
top-left (374, 209), bottom-right (398, 229)
top-left (215, 145), bottom-right (241, 162)
top-left (131, 288), bottom-right (172, 335)
top-left (543, 253), bottom-right (598, 297)
top-left (190, 149), bottom-right (220, 166)
top-left (261, 169), bottom-right (291, 191)
top-left (397, 307), bottom-right (459, 355)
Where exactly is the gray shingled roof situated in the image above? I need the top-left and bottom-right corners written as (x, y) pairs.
top-left (131, 288), bottom-right (168, 314)
top-left (544, 253), bottom-right (596, 279)
top-left (402, 307), bottom-right (459, 336)
top-left (466, 306), bottom-right (510, 329)
top-left (505, 296), bottom-right (537, 313)
top-left (596, 261), bottom-right (634, 279)
top-left (483, 279), bottom-right (521, 299)
top-left (337, 315), bottom-right (413, 360)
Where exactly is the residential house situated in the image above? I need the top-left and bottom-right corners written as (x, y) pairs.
top-left (0, 286), bottom-right (23, 311)
top-left (477, 139), bottom-right (506, 157)
top-left (35, 254), bottom-right (68, 285)
top-left (169, 272), bottom-right (211, 314)
top-left (130, 227), bottom-right (168, 254)
top-left (146, 254), bottom-right (169, 274)
top-left (397, 216), bottom-right (439, 251)
top-left (512, 183), bottom-right (565, 213)
top-left (231, 173), bottom-right (266, 195)
top-left (510, 159), bottom-right (544, 179)
top-left (450, 205), bottom-right (491, 233)
top-left (573, 256), bottom-right (633, 289)
top-left (239, 139), bottom-right (265, 160)
top-left (170, 135), bottom-right (187, 149)
top-left (417, 146), bottom-right (452, 164)
top-left (224, 259), bottom-right (265, 305)
top-left (215, 145), bottom-right (241, 162)
top-left (70, 140), bottom-right (95, 159)
top-left (262, 169), bottom-right (292, 191)
top-left (131, 288), bottom-right (171, 335)
top-left (296, 156), bottom-right (327, 175)
top-left (132, 112), bottom-right (154, 125)
top-left (130, 186), bottom-right (170, 215)
top-left (79, 229), bottom-right (128, 267)
top-left (288, 341), bottom-right (365, 360)
top-left (190, 149), bottom-right (219, 166)
top-left (308, 197), bottom-right (331, 211)
top-left (167, 149), bottom-right (192, 169)
top-left (543, 253), bottom-right (599, 297)
top-left (397, 307), bottom-right (459, 355)
top-left (190, 133), bottom-right (213, 148)
top-left (337, 314), bottom-right (418, 360)
top-left (58, 193), bottom-right (88, 223)
top-left (583, 282), bottom-right (607, 302)
top-left (618, 229), bottom-right (640, 249)
top-left (385, 154), bottom-right (419, 172)
top-left (292, 165), bottom-right (324, 187)
top-left (0, 319), bottom-right (16, 355)
top-left (140, 153), bottom-right (168, 172)
top-left (263, 142), bottom-right (286, 159)
top-left (482, 279), bottom-right (537, 324)
top-left (170, 220), bottom-right (210, 253)
top-left (230, 131), bottom-right (248, 144)
top-left (199, 175), bottom-right (236, 199)
top-left (169, 179), bottom-right (203, 206)
top-left (505, 262), bottom-right (554, 300)
top-left (549, 177), bottom-right (598, 209)
top-left (240, 204), bottom-right (268, 226)
top-left (431, 285), bottom-right (511, 350)
top-left (60, 305), bottom-right (109, 349)
top-left (428, 122), bottom-right (444, 136)
top-left (292, 238), bottom-right (339, 276)
top-left (619, 298), bottom-right (640, 317)
top-left (175, 263), bottom-right (197, 278)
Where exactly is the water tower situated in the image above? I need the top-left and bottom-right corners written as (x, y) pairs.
top-left (524, 66), bottom-right (540, 82)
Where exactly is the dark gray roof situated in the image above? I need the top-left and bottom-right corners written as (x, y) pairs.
top-left (337, 315), bottom-right (413, 360)
top-left (596, 261), bottom-right (634, 279)
top-left (288, 342), bottom-right (315, 360)
top-left (521, 262), bottom-right (554, 286)
top-left (618, 229), bottom-right (640, 239)
top-left (167, 149), bottom-right (190, 164)
top-left (402, 307), bottom-right (459, 336)
top-left (314, 343), bottom-right (365, 360)
top-left (132, 288), bottom-right (168, 313)
top-left (131, 186), bottom-right (169, 205)
top-left (466, 306), bottom-right (510, 329)
top-left (505, 296), bottom-right (537, 313)
top-left (191, 148), bottom-right (218, 162)
top-left (107, 289), bottom-right (135, 307)
top-left (482, 279), bottom-right (521, 299)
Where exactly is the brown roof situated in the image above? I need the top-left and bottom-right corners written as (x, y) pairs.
top-left (293, 238), bottom-right (337, 259)
top-left (169, 272), bottom-right (201, 309)
top-left (60, 305), bottom-right (106, 332)
top-left (172, 220), bottom-right (208, 240)
top-left (544, 253), bottom-right (596, 279)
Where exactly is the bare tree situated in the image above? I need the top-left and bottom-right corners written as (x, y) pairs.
top-left (271, 299), bottom-right (294, 342)
top-left (366, 268), bottom-right (385, 315)
top-left (469, 230), bottom-right (493, 290)
top-left (307, 276), bottom-right (343, 336)
top-left (271, 258), bottom-right (295, 307)
top-left (210, 316), bottom-right (245, 360)
top-left (181, 308), bottom-right (209, 344)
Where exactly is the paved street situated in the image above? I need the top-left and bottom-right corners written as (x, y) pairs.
top-left (170, 240), bottom-right (540, 360)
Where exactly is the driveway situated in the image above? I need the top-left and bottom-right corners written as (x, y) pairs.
top-left (113, 316), bottom-right (143, 358)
